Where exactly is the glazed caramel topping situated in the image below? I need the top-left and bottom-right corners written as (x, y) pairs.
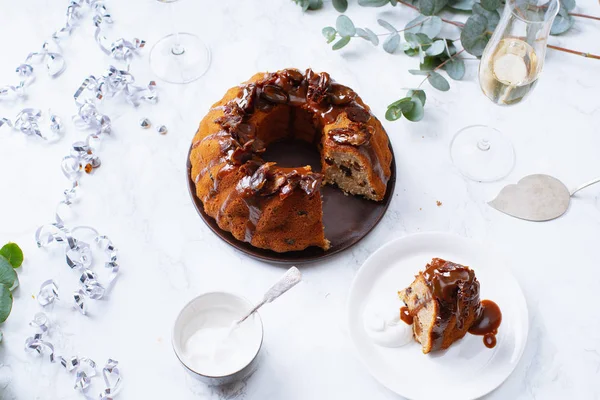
top-left (400, 306), bottom-right (414, 325)
top-left (422, 258), bottom-right (481, 351)
top-left (469, 299), bottom-right (502, 348)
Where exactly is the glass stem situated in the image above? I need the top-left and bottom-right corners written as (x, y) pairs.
top-left (477, 139), bottom-right (491, 151)
top-left (169, 2), bottom-right (185, 56)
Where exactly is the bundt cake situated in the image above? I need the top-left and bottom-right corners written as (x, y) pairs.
top-left (398, 258), bottom-right (482, 353)
top-left (189, 68), bottom-right (393, 253)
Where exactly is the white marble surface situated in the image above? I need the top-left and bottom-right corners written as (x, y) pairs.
top-left (1, 0), bottom-right (599, 399)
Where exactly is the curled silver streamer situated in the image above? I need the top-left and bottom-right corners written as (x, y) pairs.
top-left (37, 280), bottom-right (60, 307)
top-left (1, 0), bottom-right (146, 100)
top-left (0, 109), bottom-right (63, 141)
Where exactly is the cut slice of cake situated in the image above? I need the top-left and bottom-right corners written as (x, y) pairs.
top-left (398, 258), bottom-right (482, 354)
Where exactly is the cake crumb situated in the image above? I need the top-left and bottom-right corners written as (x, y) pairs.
top-left (436, 201), bottom-right (442, 207)
top-left (419, 208), bottom-right (422, 211)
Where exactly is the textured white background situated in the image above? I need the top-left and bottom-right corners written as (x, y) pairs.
top-left (0, 0), bottom-right (599, 399)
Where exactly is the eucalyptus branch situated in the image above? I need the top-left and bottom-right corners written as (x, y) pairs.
top-left (568, 12), bottom-right (600, 21)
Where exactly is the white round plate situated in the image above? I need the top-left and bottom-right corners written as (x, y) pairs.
top-left (347, 232), bottom-right (528, 400)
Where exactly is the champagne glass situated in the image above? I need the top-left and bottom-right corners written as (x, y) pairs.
top-left (149, 0), bottom-right (211, 84)
top-left (450, 0), bottom-right (559, 182)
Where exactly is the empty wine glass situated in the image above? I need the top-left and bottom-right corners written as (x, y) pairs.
top-left (450, 0), bottom-right (559, 182)
top-left (149, 0), bottom-right (211, 84)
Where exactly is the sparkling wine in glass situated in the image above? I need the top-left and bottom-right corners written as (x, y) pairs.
top-left (450, 0), bottom-right (558, 182)
top-left (149, 0), bottom-right (211, 84)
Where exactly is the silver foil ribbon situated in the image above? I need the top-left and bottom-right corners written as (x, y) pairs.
top-left (0, 109), bottom-right (64, 141)
top-left (1, 0), bottom-right (146, 101)
top-left (25, 314), bottom-right (122, 396)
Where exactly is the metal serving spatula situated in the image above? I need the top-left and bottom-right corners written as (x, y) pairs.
top-left (488, 174), bottom-right (600, 221)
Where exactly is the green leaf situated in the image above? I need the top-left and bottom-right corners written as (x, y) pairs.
top-left (419, 0), bottom-right (448, 15)
top-left (420, 55), bottom-right (443, 70)
top-left (0, 285), bottom-right (12, 323)
top-left (406, 15), bottom-right (443, 39)
top-left (336, 15), bottom-right (356, 37)
top-left (447, 0), bottom-right (475, 10)
top-left (409, 69), bottom-right (429, 75)
top-left (378, 19), bottom-right (398, 33)
top-left (472, 4), bottom-right (500, 31)
top-left (333, 0), bottom-right (349, 12)
top-left (415, 33), bottom-right (432, 45)
top-left (561, 0), bottom-right (575, 11)
top-left (428, 71), bottom-right (450, 91)
top-left (480, 0), bottom-right (501, 11)
top-left (444, 57), bottom-right (466, 80)
top-left (388, 97), bottom-right (413, 110)
top-left (551, 6), bottom-right (574, 35)
top-left (322, 26), bottom-right (337, 43)
top-left (358, 0), bottom-right (390, 6)
top-left (0, 257), bottom-right (17, 291)
top-left (404, 32), bottom-right (419, 47)
top-left (403, 98), bottom-right (425, 121)
top-left (407, 89), bottom-right (427, 106)
top-left (332, 36), bottom-right (351, 50)
top-left (425, 40), bottom-right (445, 56)
top-left (383, 33), bottom-right (401, 53)
top-left (362, 28), bottom-right (380, 45)
top-left (461, 14), bottom-right (490, 57)
top-left (385, 106), bottom-right (403, 121)
top-left (308, 0), bottom-right (324, 9)
top-left (0, 243), bottom-right (23, 268)
top-left (356, 28), bottom-right (379, 45)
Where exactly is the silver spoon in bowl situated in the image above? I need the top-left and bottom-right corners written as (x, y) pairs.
top-left (488, 174), bottom-right (600, 221)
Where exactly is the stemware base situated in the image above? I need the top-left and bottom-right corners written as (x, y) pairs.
top-left (450, 125), bottom-right (515, 182)
top-left (149, 32), bottom-right (211, 84)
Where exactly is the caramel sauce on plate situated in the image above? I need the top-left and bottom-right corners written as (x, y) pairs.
top-left (468, 299), bottom-right (502, 348)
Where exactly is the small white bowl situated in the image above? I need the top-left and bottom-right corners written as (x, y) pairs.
top-left (172, 292), bottom-right (264, 386)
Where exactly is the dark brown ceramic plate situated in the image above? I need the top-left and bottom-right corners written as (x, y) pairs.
top-left (187, 140), bottom-right (396, 264)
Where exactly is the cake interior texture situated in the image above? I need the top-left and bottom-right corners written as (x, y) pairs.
top-left (398, 258), bottom-right (481, 354)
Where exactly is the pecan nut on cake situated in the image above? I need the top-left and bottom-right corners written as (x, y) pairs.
top-left (189, 69), bottom-right (393, 253)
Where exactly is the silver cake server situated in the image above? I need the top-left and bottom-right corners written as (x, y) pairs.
top-left (488, 174), bottom-right (600, 221)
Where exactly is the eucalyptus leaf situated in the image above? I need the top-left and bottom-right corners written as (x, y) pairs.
top-left (378, 19), bottom-right (398, 33)
top-left (388, 97), bottom-right (413, 108)
top-left (472, 4), bottom-right (500, 31)
top-left (322, 26), bottom-right (337, 43)
top-left (385, 106), bottom-right (403, 121)
top-left (425, 40), bottom-right (445, 55)
top-left (418, 46), bottom-right (426, 63)
top-left (415, 33), bottom-right (432, 45)
top-left (336, 15), bottom-right (356, 37)
top-left (0, 243), bottom-right (23, 268)
top-left (390, 0), bottom-right (398, 5)
top-left (403, 98), bottom-right (425, 121)
top-left (428, 71), bottom-right (450, 91)
top-left (0, 257), bottom-right (17, 292)
top-left (407, 89), bottom-right (427, 106)
top-left (419, 0), bottom-right (448, 15)
top-left (461, 14), bottom-right (490, 57)
top-left (333, 0), bottom-right (349, 12)
top-left (404, 32), bottom-right (419, 47)
top-left (332, 36), bottom-right (351, 50)
top-left (420, 55), bottom-right (443, 70)
top-left (447, 0), bottom-right (475, 10)
top-left (409, 69), bottom-right (430, 75)
top-left (0, 285), bottom-right (12, 323)
top-left (308, 0), bottom-right (324, 9)
top-left (480, 0), bottom-right (501, 12)
top-left (443, 57), bottom-right (466, 80)
top-left (551, 7), bottom-right (574, 35)
top-left (363, 28), bottom-right (380, 45)
top-left (561, 0), bottom-right (575, 11)
top-left (383, 33), bottom-right (401, 53)
top-left (406, 15), bottom-right (443, 39)
top-left (358, 0), bottom-right (390, 6)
